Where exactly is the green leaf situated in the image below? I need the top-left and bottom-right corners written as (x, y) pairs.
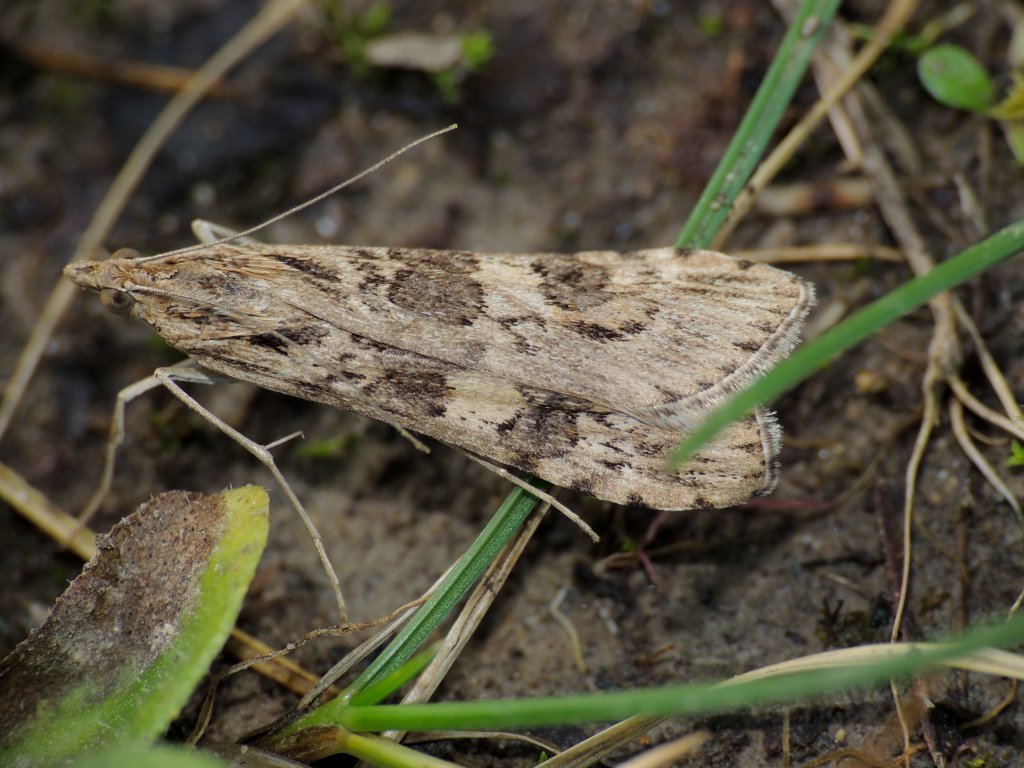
top-left (988, 73), bottom-right (1024, 121)
top-left (987, 73), bottom-right (1024, 165)
top-left (0, 486), bottom-right (269, 765)
top-left (460, 30), bottom-right (493, 71)
top-left (918, 44), bottom-right (995, 113)
top-left (1005, 121), bottom-right (1024, 165)
top-left (72, 744), bottom-right (231, 768)
top-left (1007, 441), bottom-right (1024, 468)
top-left (698, 13), bottom-right (725, 39)
top-left (358, 1), bottom-right (391, 36)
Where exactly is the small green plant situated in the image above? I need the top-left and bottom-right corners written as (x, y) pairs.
top-left (1007, 440), bottom-right (1024, 468)
top-left (918, 43), bottom-right (995, 111)
top-left (428, 30), bottom-right (494, 103)
top-left (459, 29), bottom-right (493, 71)
top-left (918, 43), bottom-right (1024, 163)
top-left (317, 1), bottom-right (491, 102)
top-left (411, 29), bottom-right (491, 103)
top-left (319, 0), bottom-right (392, 68)
top-left (698, 13), bottom-right (725, 39)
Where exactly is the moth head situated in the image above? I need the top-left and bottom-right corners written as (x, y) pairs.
top-left (65, 247), bottom-right (283, 350)
top-left (64, 248), bottom-right (143, 317)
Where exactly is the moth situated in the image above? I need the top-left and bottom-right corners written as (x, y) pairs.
top-left (65, 243), bottom-right (813, 511)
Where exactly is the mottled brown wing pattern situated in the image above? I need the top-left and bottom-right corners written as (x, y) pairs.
top-left (178, 317), bottom-right (776, 510)
top-left (203, 244), bottom-right (813, 429)
top-left (65, 244), bottom-right (811, 510)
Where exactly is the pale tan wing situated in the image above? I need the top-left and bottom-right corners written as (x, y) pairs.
top-left (208, 245), bottom-right (812, 431)
top-left (66, 249), bottom-right (784, 509)
top-left (174, 313), bottom-right (776, 510)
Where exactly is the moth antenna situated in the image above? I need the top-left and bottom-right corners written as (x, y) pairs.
top-left (138, 123), bottom-right (458, 262)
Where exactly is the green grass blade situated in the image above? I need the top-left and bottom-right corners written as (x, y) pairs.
top-left (72, 745), bottom-right (232, 768)
top-left (336, 731), bottom-right (460, 768)
top-left (677, 0), bottom-right (843, 248)
top-left (337, 618), bottom-right (1024, 732)
top-left (275, 484), bottom-right (546, 737)
top-left (672, 220), bottom-right (1024, 466)
top-left (350, 646), bottom-right (439, 707)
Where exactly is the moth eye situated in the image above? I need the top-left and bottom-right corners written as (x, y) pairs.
top-left (100, 289), bottom-right (136, 315)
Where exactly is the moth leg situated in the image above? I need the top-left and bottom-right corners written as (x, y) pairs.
top-left (77, 359), bottom-right (210, 526)
top-left (461, 452), bottom-right (599, 543)
top-left (191, 218), bottom-right (261, 246)
top-left (393, 425), bottom-right (430, 454)
top-left (150, 366), bottom-right (348, 621)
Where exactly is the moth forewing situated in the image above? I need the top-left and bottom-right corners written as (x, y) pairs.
top-left (193, 244), bottom-right (813, 424)
top-left (65, 244), bottom-right (812, 511)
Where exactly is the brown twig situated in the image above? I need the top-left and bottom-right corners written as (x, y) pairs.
top-left (10, 39), bottom-right (239, 98)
